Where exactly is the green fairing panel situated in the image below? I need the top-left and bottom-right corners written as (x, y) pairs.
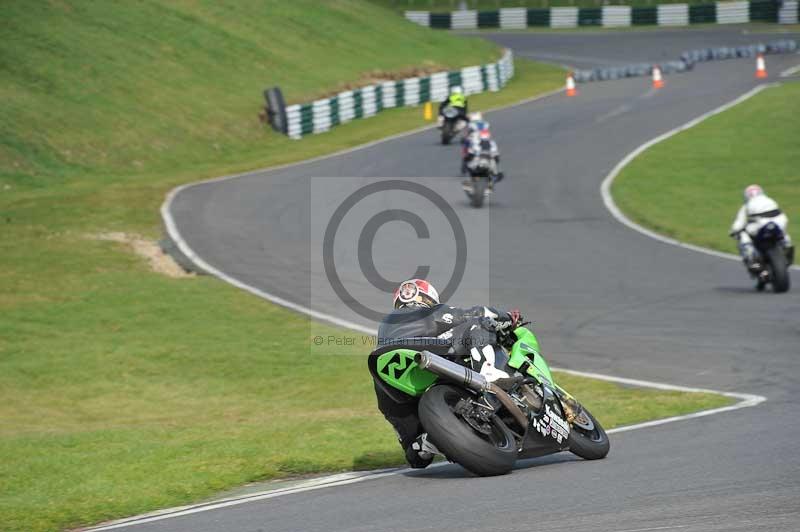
top-left (376, 349), bottom-right (438, 397)
top-left (508, 326), bottom-right (556, 386)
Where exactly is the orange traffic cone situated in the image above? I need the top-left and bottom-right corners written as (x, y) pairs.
top-left (652, 65), bottom-right (664, 89)
top-left (755, 54), bottom-right (768, 79)
top-left (566, 73), bottom-right (577, 97)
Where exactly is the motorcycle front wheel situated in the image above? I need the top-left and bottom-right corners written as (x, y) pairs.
top-left (419, 385), bottom-right (518, 476)
top-left (567, 405), bottom-right (610, 460)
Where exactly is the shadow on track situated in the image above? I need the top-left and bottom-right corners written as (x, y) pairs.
top-left (713, 285), bottom-right (766, 294)
top-left (401, 452), bottom-right (581, 480)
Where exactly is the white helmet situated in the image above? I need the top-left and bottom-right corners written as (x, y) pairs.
top-left (746, 194), bottom-right (779, 217)
top-left (469, 111), bottom-right (483, 122)
top-left (450, 85), bottom-right (463, 96)
top-left (393, 279), bottom-right (440, 310)
top-left (743, 184), bottom-right (763, 202)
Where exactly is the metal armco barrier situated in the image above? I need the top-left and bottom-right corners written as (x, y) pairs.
top-left (406, 0), bottom-right (789, 29)
top-left (283, 50), bottom-right (514, 140)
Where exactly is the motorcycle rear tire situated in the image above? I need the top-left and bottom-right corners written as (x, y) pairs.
top-left (419, 385), bottom-right (518, 476)
top-left (767, 247), bottom-right (790, 293)
top-left (441, 125), bottom-right (453, 145)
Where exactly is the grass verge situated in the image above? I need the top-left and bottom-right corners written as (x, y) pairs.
top-left (613, 81), bottom-right (799, 253)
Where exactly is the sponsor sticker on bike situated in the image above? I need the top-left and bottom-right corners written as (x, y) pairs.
top-left (532, 404), bottom-right (570, 443)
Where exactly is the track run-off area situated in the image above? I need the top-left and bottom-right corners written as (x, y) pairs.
top-left (115, 27), bottom-right (800, 532)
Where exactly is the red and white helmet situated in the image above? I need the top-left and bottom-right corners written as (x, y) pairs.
top-left (743, 184), bottom-right (764, 202)
top-left (393, 279), bottom-right (440, 309)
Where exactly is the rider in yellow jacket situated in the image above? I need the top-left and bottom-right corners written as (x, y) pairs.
top-left (437, 85), bottom-right (468, 126)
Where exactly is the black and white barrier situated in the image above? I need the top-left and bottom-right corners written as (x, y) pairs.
top-left (406, 1), bottom-right (798, 29)
top-left (282, 50), bottom-right (514, 139)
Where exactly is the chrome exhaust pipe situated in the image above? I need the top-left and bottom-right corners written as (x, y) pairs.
top-left (415, 351), bottom-right (529, 430)
top-left (415, 351), bottom-right (489, 392)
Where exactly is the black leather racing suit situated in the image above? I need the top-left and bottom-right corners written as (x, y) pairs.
top-left (369, 303), bottom-right (513, 460)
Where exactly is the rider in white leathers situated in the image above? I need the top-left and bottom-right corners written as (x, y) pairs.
top-left (729, 185), bottom-right (792, 274)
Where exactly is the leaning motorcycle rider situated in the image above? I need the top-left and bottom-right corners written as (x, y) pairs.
top-left (463, 128), bottom-right (504, 187)
top-left (729, 184), bottom-right (793, 280)
top-left (370, 278), bottom-right (522, 469)
top-left (437, 85), bottom-right (468, 128)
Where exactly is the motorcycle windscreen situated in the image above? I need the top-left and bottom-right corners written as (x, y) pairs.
top-left (508, 327), bottom-right (555, 386)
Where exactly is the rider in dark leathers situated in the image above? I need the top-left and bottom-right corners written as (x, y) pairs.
top-left (369, 279), bottom-right (520, 468)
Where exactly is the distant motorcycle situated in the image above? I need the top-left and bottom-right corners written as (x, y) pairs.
top-left (440, 106), bottom-right (467, 145)
top-left (748, 222), bottom-right (793, 293)
top-left (462, 141), bottom-right (502, 208)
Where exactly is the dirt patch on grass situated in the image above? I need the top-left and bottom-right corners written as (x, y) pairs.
top-left (90, 232), bottom-right (193, 278)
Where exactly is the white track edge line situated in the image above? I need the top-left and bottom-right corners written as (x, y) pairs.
top-left (779, 63), bottom-right (800, 77)
top-left (600, 82), bottom-right (799, 271)
top-left (552, 368), bottom-right (766, 435)
top-left (82, 368), bottom-right (765, 531)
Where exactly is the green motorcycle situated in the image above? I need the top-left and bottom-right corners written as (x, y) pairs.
top-left (369, 325), bottom-right (610, 476)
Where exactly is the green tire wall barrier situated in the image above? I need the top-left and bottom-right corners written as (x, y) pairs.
top-left (528, 8), bottom-right (550, 26)
top-left (579, 7), bottom-right (603, 25)
top-left (330, 97), bottom-right (340, 127)
top-left (633, 7), bottom-right (658, 25)
top-left (447, 70), bottom-right (463, 87)
top-left (299, 105), bottom-right (313, 137)
top-left (419, 76), bottom-right (431, 102)
top-left (395, 80), bottom-right (405, 108)
top-left (284, 50), bottom-right (514, 139)
top-left (689, 3), bottom-right (717, 23)
top-left (478, 10), bottom-right (500, 28)
top-left (405, 1), bottom-right (799, 29)
top-left (430, 13), bottom-right (451, 29)
top-left (750, 0), bottom-right (778, 21)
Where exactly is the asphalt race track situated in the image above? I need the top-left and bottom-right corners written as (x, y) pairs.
top-left (149, 27), bottom-right (799, 532)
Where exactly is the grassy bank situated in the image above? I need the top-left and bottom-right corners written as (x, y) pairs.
top-left (0, 1), bottom-right (734, 530)
top-left (613, 82), bottom-right (799, 253)
top-left (1, 0), bottom-right (498, 194)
